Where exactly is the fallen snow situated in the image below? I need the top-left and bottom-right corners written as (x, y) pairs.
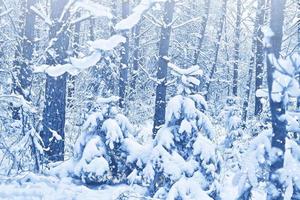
top-left (0, 173), bottom-right (146, 200)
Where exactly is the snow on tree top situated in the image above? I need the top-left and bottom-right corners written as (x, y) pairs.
top-left (88, 35), bottom-right (126, 51)
top-left (115, 0), bottom-right (167, 30)
top-left (74, 0), bottom-right (112, 19)
top-left (168, 62), bottom-right (203, 77)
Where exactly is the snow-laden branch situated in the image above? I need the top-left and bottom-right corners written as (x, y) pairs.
top-left (167, 62), bottom-right (203, 77)
top-left (70, 14), bottom-right (91, 25)
top-left (143, 13), bottom-right (163, 27)
top-left (34, 34), bottom-right (126, 77)
top-left (0, 8), bottom-right (12, 18)
top-left (59, 0), bottom-right (77, 23)
top-left (73, 0), bottom-right (112, 19)
top-left (88, 35), bottom-right (126, 51)
top-left (172, 17), bottom-right (201, 29)
top-left (0, 94), bottom-right (36, 112)
top-left (115, 0), bottom-right (166, 30)
top-left (96, 96), bottom-right (120, 104)
top-left (166, 59), bottom-right (203, 93)
top-left (30, 6), bottom-right (52, 26)
top-left (34, 51), bottom-right (101, 77)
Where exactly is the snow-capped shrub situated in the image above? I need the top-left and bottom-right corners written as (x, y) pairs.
top-left (71, 96), bottom-right (137, 184)
top-left (73, 136), bottom-right (109, 183)
top-left (280, 139), bottom-right (300, 200)
top-left (0, 94), bottom-right (43, 175)
top-left (220, 96), bottom-right (243, 148)
top-left (233, 130), bottom-right (272, 199)
top-left (141, 64), bottom-right (219, 199)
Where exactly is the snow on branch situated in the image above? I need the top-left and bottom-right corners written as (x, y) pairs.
top-left (34, 34), bottom-right (125, 77)
top-left (34, 51), bottom-right (101, 77)
top-left (115, 0), bottom-right (166, 30)
top-left (88, 35), bottom-right (126, 51)
top-left (172, 17), bottom-right (201, 29)
top-left (167, 60), bottom-right (203, 94)
top-left (0, 8), bottom-right (12, 18)
top-left (96, 96), bottom-right (120, 104)
top-left (74, 0), bottom-right (112, 19)
top-left (0, 94), bottom-right (36, 112)
top-left (168, 61), bottom-right (203, 77)
top-left (70, 14), bottom-right (92, 25)
top-left (268, 53), bottom-right (300, 102)
top-left (30, 6), bottom-right (52, 26)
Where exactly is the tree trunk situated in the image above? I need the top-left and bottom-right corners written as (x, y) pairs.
top-left (67, 12), bottom-right (81, 108)
top-left (242, 0), bottom-right (265, 121)
top-left (110, 0), bottom-right (117, 36)
top-left (131, 21), bottom-right (141, 90)
top-left (41, 0), bottom-right (70, 162)
top-left (13, 0), bottom-right (36, 100)
top-left (119, 0), bottom-right (129, 108)
top-left (232, 0), bottom-right (241, 96)
top-left (193, 0), bottom-right (210, 65)
top-left (205, 0), bottom-right (228, 99)
top-left (152, 0), bottom-right (175, 137)
top-left (297, 1), bottom-right (300, 108)
top-left (89, 18), bottom-right (95, 41)
top-left (254, 0), bottom-right (266, 115)
top-left (266, 0), bottom-right (286, 198)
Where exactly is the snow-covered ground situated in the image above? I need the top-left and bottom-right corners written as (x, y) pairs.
top-left (0, 171), bottom-right (268, 200)
top-left (0, 173), bottom-right (146, 200)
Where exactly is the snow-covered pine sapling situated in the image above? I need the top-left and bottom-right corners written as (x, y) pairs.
top-left (0, 94), bottom-right (43, 174)
top-left (142, 63), bottom-right (219, 199)
top-left (233, 53), bottom-right (300, 199)
top-left (72, 96), bottom-right (135, 184)
top-left (233, 130), bottom-right (272, 199)
top-left (73, 107), bottom-right (108, 184)
top-left (221, 96), bottom-right (243, 149)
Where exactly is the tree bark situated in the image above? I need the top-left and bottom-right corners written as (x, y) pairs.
top-left (13, 0), bottom-right (36, 101)
top-left (254, 0), bottom-right (266, 116)
top-left (193, 0), bottom-right (210, 65)
top-left (152, 0), bottom-right (175, 137)
top-left (119, 0), bottom-right (130, 108)
top-left (41, 0), bottom-right (70, 162)
top-left (205, 0), bottom-right (228, 99)
top-left (232, 0), bottom-right (241, 96)
top-left (131, 21), bottom-right (141, 90)
top-left (242, 0), bottom-right (265, 121)
top-left (266, 0), bottom-right (286, 198)
top-left (67, 12), bottom-right (81, 108)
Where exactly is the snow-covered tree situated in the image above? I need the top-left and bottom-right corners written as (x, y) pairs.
top-left (71, 96), bottom-right (136, 184)
top-left (220, 96), bottom-right (243, 148)
top-left (234, 53), bottom-right (300, 199)
top-left (141, 63), bottom-right (219, 199)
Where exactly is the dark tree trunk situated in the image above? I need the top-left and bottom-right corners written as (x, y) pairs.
top-left (73, 13), bottom-right (81, 57)
top-left (119, 0), bottom-right (129, 108)
top-left (193, 0), bottom-right (210, 65)
top-left (242, 0), bottom-right (265, 121)
top-left (13, 0), bottom-right (36, 101)
top-left (266, 0), bottom-right (286, 199)
top-left (152, 0), bottom-right (175, 137)
top-left (89, 18), bottom-right (95, 41)
top-left (110, 0), bottom-right (117, 36)
top-left (205, 0), bottom-right (227, 99)
top-left (67, 12), bottom-right (81, 108)
top-left (254, 0), bottom-right (266, 116)
top-left (131, 21), bottom-right (141, 90)
top-left (41, 0), bottom-right (70, 162)
top-left (232, 0), bottom-right (241, 97)
top-left (297, 1), bottom-right (300, 108)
